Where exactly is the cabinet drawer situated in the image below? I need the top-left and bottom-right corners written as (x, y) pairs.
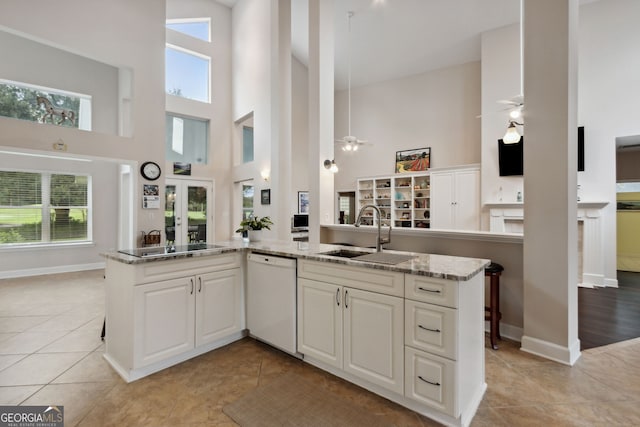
top-left (298, 259), bottom-right (404, 297)
top-left (138, 253), bottom-right (241, 284)
top-left (405, 346), bottom-right (457, 417)
top-left (405, 275), bottom-right (458, 308)
top-left (405, 300), bottom-right (457, 360)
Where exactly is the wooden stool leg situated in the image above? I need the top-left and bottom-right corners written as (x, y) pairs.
top-left (490, 275), bottom-right (499, 350)
top-left (495, 276), bottom-right (501, 340)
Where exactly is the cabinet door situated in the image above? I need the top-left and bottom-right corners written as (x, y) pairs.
top-left (196, 269), bottom-right (242, 347)
top-left (430, 171), bottom-right (455, 229)
top-left (134, 277), bottom-right (195, 368)
top-left (297, 278), bottom-right (343, 369)
top-left (453, 169), bottom-right (480, 231)
top-left (343, 288), bottom-right (404, 394)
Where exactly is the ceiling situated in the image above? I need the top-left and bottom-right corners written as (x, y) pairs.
top-left (219, 0), bottom-right (600, 90)
top-left (291, 0), bottom-right (521, 90)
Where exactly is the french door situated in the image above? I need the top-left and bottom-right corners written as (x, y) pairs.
top-left (165, 178), bottom-right (214, 246)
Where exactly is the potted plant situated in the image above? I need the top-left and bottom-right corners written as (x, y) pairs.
top-left (235, 216), bottom-right (273, 241)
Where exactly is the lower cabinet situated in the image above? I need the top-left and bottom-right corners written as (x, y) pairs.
top-left (298, 277), bottom-right (404, 394)
top-left (133, 268), bottom-right (242, 369)
top-left (105, 253), bottom-right (243, 381)
top-left (405, 346), bottom-right (456, 416)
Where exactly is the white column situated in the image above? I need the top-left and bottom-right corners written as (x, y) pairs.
top-left (307, 0), bottom-right (334, 244)
top-left (521, 0), bottom-right (580, 364)
top-left (270, 0), bottom-right (292, 241)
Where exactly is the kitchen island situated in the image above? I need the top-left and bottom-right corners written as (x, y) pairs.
top-left (102, 241), bottom-right (489, 427)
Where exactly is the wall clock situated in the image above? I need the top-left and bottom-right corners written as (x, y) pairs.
top-left (140, 161), bottom-right (161, 181)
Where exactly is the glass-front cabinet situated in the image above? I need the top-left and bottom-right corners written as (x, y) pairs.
top-left (356, 172), bottom-right (430, 229)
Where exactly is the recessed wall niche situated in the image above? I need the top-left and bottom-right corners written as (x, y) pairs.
top-left (0, 29), bottom-right (133, 137)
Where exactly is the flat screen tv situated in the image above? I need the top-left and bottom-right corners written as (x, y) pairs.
top-left (498, 127), bottom-right (585, 176)
top-left (498, 137), bottom-right (523, 176)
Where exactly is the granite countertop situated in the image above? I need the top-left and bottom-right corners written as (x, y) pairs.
top-left (102, 240), bottom-right (489, 281)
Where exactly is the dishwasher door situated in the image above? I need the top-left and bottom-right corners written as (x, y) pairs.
top-left (246, 253), bottom-right (298, 355)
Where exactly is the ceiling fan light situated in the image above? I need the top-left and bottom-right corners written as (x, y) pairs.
top-left (344, 143), bottom-right (352, 151)
top-left (509, 109), bottom-right (522, 120)
top-left (330, 161), bottom-right (339, 173)
top-left (352, 144), bottom-right (358, 151)
top-left (503, 122), bottom-right (521, 144)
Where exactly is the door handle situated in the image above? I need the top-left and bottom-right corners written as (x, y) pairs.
top-left (345, 290), bottom-right (349, 309)
top-left (336, 288), bottom-right (340, 306)
top-left (190, 278), bottom-right (194, 295)
top-left (198, 277), bottom-right (202, 293)
top-left (418, 324), bottom-right (441, 333)
top-left (418, 376), bottom-right (440, 387)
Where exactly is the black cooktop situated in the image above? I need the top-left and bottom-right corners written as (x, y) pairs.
top-left (118, 243), bottom-right (222, 258)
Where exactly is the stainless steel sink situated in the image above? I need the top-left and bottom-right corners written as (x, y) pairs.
top-left (319, 249), bottom-right (416, 265)
top-left (319, 249), bottom-right (372, 259)
top-left (352, 252), bottom-right (416, 265)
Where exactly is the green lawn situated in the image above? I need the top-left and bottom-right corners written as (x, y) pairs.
top-left (0, 207), bottom-right (87, 224)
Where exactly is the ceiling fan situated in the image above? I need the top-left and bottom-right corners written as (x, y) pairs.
top-left (335, 11), bottom-right (370, 152)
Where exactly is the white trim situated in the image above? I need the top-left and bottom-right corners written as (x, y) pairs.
top-left (484, 321), bottom-right (523, 343)
top-left (520, 335), bottom-right (581, 366)
top-left (604, 277), bottom-right (619, 288)
top-left (0, 261), bottom-right (105, 279)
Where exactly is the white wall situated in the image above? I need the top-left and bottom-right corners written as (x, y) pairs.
top-left (0, 152), bottom-right (119, 277)
top-left (480, 23), bottom-right (522, 229)
top-left (0, 30), bottom-right (119, 135)
top-left (0, 0), bottom-right (166, 274)
top-left (231, 0), bottom-right (293, 239)
top-left (166, 0), bottom-right (233, 242)
top-left (292, 56), bottom-right (310, 214)
top-left (333, 61), bottom-right (481, 192)
top-left (578, 0), bottom-right (640, 284)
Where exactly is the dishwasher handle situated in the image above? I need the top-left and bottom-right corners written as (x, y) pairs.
top-left (247, 253), bottom-right (297, 269)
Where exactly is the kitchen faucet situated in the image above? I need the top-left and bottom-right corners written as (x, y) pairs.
top-left (354, 204), bottom-right (392, 252)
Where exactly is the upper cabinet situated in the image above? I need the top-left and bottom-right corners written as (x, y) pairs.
top-left (430, 165), bottom-right (480, 231)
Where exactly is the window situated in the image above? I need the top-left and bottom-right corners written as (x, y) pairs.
top-left (165, 45), bottom-right (210, 103)
top-left (166, 113), bottom-right (209, 164)
top-left (0, 79), bottom-right (91, 130)
top-left (243, 126), bottom-right (254, 163)
top-left (242, 182), bottom-right (254, 220)
top-left (166, 18), bottom-right (210, 42)
top-left (0, 170), bottom-right (91, 245)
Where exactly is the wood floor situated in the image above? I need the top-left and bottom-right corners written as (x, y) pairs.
top-left (579, 270), bottom-right (640, 350)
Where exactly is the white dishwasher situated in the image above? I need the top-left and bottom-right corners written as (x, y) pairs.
top-left (246, 253), bottom-right (298, 355)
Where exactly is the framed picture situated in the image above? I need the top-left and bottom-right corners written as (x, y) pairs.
top-left (142, 184), bottom-right (160, 209)
top-left (298, 191), bottom-right (309, 214)
top-left (173, 162), bottom-right (191, 175)
top-left (261, 189), bottom-right (271, 205)
top-left (395, 147), bottom-right (431, 173)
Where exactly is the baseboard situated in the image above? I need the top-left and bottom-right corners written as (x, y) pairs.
top-left (520, 335), bottom-right (581, 366)
top-left (604, 277), bottom-right (618, 288)
top-left (0, 262), bottom-right (105, 279)
top-left (485, 321), bottom-right (523, 342)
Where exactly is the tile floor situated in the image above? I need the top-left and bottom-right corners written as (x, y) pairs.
top-left (1, 269), bottom-right (640, 426)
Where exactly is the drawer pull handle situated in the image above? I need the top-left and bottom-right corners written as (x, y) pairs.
top-left (336, 288), bottom-right (340, 306)
top-left (418, 324), bottom-right (441, 333)
top-left (418, 376), bottom-right (440, 387)
top-left (418, 287), bottom-right (441, 294)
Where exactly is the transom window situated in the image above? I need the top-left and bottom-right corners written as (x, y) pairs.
top-left (166, 18), bottom-right (211, 42)
top-left (0, 170), bottom-right (91, 246)
top-left (0, 79), bottom-right (92, 130)
top-left (165, 113), bottom-right (209, 164)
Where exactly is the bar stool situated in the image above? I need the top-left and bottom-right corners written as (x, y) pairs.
top-left (485, 262), bottom-right (504, 350)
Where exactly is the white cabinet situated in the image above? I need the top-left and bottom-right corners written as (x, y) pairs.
top-left (298, 278), bottom-right (343, 369)
top-left (134, 277), bottom-right (195, 367)
top-left (430, 166), bottom-right (480, 231)
top-left (343, 287), bottom-right (404, 394)
top-left (105, 253), bottom-right (243, 382)
top-left (403, 273), bottom-right (485, 419)
top-left (196, 269), bottom-right (243, 346)
top-left (297, 261), bottom-right (404, 394)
